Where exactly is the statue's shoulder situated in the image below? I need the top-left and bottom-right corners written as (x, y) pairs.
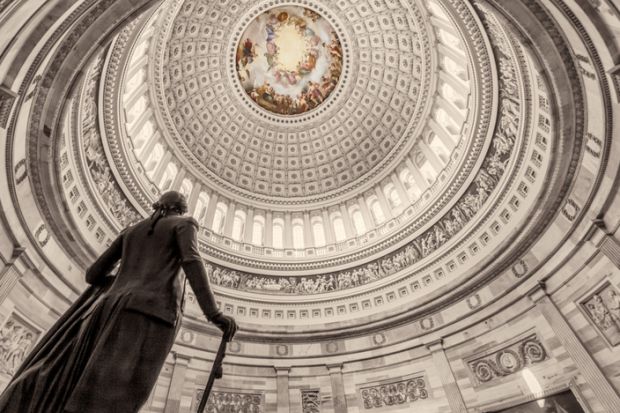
top-left (172, 215), bottom-right (199, 228)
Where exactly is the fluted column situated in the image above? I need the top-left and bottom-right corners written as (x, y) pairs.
top-left (204, 192), bottom-right (219, 230)
top-left (374, 186), bottom-right (394, 219)
top-left (223, 201), bottom-right (236, 237)
top-left (357, 196), bottom-right (375, 229)
top-left (322, 209), bottom-right (336, 244)
top-left (339, 204), bottom-right (355, 238)
top-left (164, 353), bottom-right (191, 413)
top-left (138, 130), bottom-right (159, 162)
top-left (265, 211), bottom-right (273, 246)
top-left (284, 214), bottom-right (293, 248)
top-left (327, 364), bottom-right (347, 413)
top-left (244, 207), bottom-right (255, 243)
top-left (390, 173), bottom-right (411, 205)
top-left (152, 151), bottom-right (173, 184)
top-left (529, 283), bottom-right (620, 413)
top-left (187, 183), bottom-right (201, 213)
top-left (426, 339), bottom-right (467, 413)
top-left (303, 212), bottom-right (314, 247)
top-left (404, 156), bottom-right (429, 190)
top-left (429, 118), bottom-right (456, 151)
top-left (589, 220), bottom-right (620, 268)
top-left (275, 367), bottom-right (290, 413)
top-left (171, 168), bottom-right (186, 192)
top-left (0, 247), bottom-right (25, 305)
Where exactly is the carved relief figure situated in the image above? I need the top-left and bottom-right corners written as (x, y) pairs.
top-left (0, 315), bottom-right (39, 376)
top-left (581, 282), bottom-right (620, 346)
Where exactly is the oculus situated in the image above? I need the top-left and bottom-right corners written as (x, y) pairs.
top-left (236, 6), bottom-right (343, 115)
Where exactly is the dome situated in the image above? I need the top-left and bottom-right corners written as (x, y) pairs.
top-left (2, 0), bottom-right (620, 411)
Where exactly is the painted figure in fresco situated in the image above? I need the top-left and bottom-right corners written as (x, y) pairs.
top-left (0, 191), bottom-right (237, 413)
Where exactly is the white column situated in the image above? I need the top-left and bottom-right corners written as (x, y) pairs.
top-left (426, 339), bottom-right (467, 413)
top-left (322, 209), bottom-right (336, 244)
top-left (0, 247), bottom-right (25, 305)
top-left (374, 186), bottom-right (394, 219)
top-left (327, 364), bottom-right (348, 413)
top-left (244, 207), bottom-right (254, 243)
top-left (163, 353), bottom-right (190, 413)
top-left (357, 196), bottom-right (375, 229)
top-left (429, 118), bottom-right (456, 151)
top-left (152, 151), bottom-right (173, 185)
top-left (265, 211), bottom-right (273, 247)
top-left (275, 367), bottom-right (290, 413)
top-left (187, 183), bottom-right (201, 213)
top-left (405, 156), bottom-right (430, 190)
top-left (222, 201), bottom-right (236, 237)
top-left (303, 212), bottom-right (314, 247)
top-left (204, 192), bottom-right (219, 230)
top-left (390, 173), bottom-right (411, 205)
top-left (284, 213), bottom-right (293, 248)
top-left (339, 204), bottom-right (355, 238)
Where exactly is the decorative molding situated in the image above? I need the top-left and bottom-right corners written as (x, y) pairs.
top-left (467, 333), bottom-right (548, 385)
top-left (195, 389), bottom-right (263, 413)
top-left (0, 85), bottom-right (17, 129)
top-left (359, 375), bottom-right (428, 409)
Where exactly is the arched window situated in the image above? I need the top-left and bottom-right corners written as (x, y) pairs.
top-left (292, 218), bottom-right (304, 249)
top-left (350, 206), bottom-right (366, 235)
top-left (159, 163), bottom-right (178, 191)
top-left (252, 215), bottom-right (265, 246)
top-left (312, 217), bottom-right (326, 247)
top-left (180, 178), bottom-right (193, 198)
top-left (231, 209), bottom-right (246, 241)
top-left (331, 213), bottom-right (346, 242)
top-left (193, 192), bottom-right (209, 226)
top-left (384, 184), bottom-right (402, 208)
top-left (368, 196), bottom-right (386, 224)
top-left (212, 202), bottom-right (228, 234)
top-left (272, 218), bottom-right (284, 249)
top-left (144, 143), bottom-right (163, 177)
top-left (400, 169), bottom-right (422, 200)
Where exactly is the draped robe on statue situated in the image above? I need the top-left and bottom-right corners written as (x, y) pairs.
top-left (0, 215), bottom-right (207, 413)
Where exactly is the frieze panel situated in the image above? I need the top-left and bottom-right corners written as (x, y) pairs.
top-left (301, 389), bottom-right (321, 413)
top-left (79, 51), bottom-right (141, 228)
top-left (195, 389), bottom-right (263, 413)
top-left (579, 280), bottom-right (620, 346)
top-left (0, 313), bottom-right (40, 376)
top-left (360, 375), bottom-right (428, 409)
top-left (467, 334), bottom-right (548, 384)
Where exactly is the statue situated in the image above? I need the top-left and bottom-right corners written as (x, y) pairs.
top-left (0, 191), bottom-right (237, 413)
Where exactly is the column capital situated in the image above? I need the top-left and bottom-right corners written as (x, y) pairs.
top-left (424, 338), bottom-right (444, 353)
top-left (326, 363), bottom-right (343, 373)
top-left (587, 219), bottom-right (610, 247)
top-left (275, 366), bottom-right (291, 375)
top-left (172, 351), bottom-right (191, 364)
top-left (528, 281), bottom-right (548, 303)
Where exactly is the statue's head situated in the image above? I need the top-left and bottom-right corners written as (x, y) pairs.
top-left (152, 191), bottom-right (188, 215)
